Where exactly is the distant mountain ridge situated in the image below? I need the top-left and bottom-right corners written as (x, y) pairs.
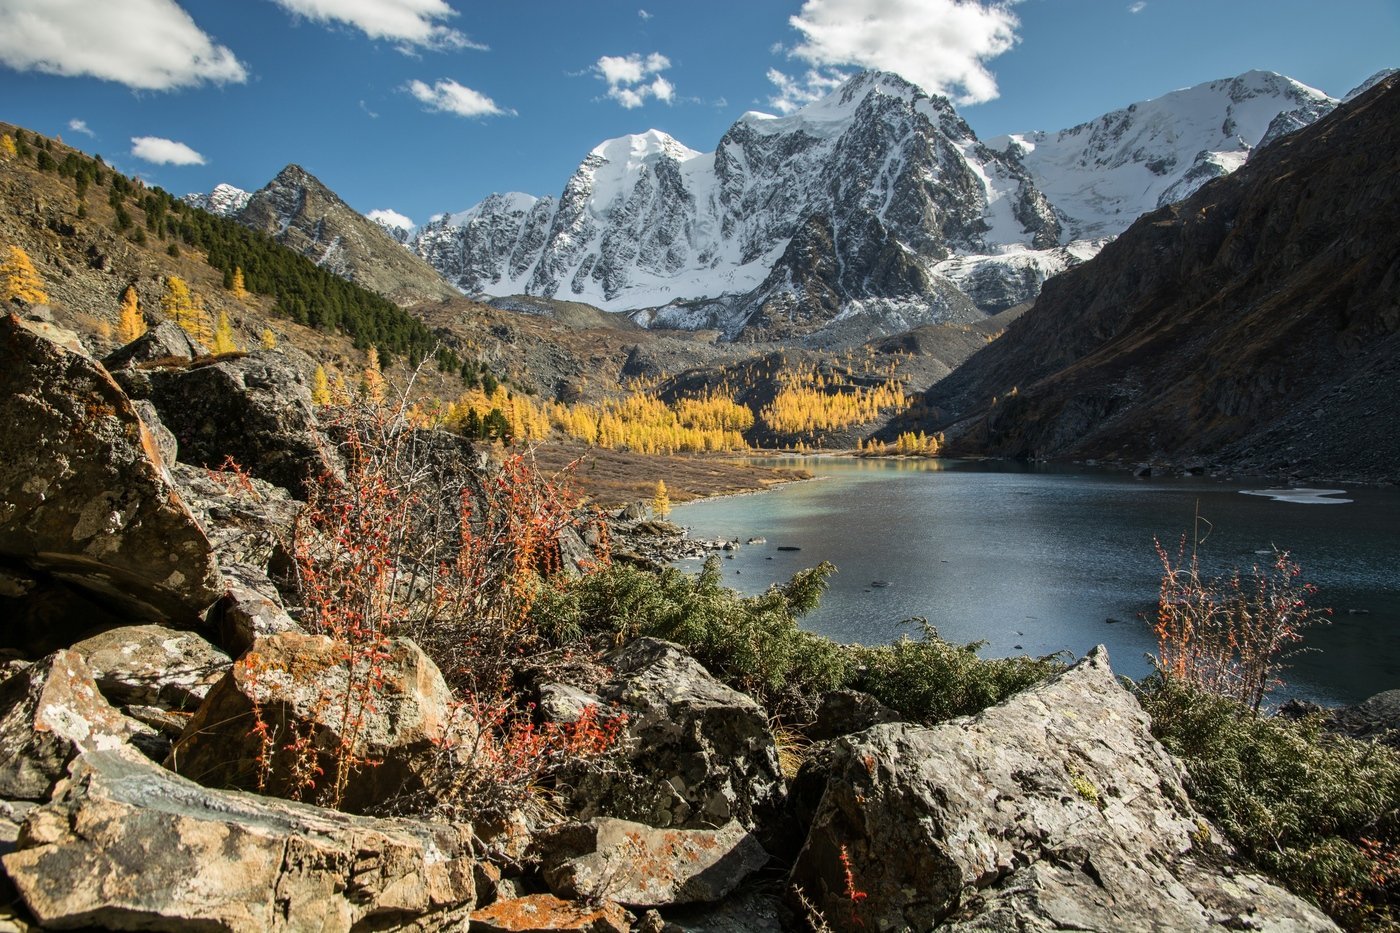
top-left (916, 74), bottom-right (1400, 482)
top-left (188, 68), bottom-right (1343, 344)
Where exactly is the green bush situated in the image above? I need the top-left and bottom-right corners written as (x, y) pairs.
top-left (851, 620), bottom-right (1066, 724)
top-left (1139, 674), bottom-right (1400, 930)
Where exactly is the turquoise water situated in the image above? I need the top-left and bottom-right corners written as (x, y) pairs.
top-left (670, 457), bottom-right (1400, 706)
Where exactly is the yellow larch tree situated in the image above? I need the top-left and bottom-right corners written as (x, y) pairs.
top-left (652, 480), bottom-right (671, 518)
top-left (117, 285), bottom-right (145, 343)
top-left (259, 329), bottom-right (278, 350)
top-left (160, 276), bottom-right (209, 345)
top-left (311, 365), bottom-right (332, 406)
top-left (360, 346), bottom-right (386, 404)
top-left (0, 135), bottom-right (16, 160)
top-left (211, 311), bottom-right (239, 354)
top-left (1, 245), bottom-right (48, 305)
top-left (229, 266), bottom-right (249, 300)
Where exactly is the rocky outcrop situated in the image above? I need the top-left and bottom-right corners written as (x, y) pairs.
top-left (552, 638), bottom-right (784, 831)
top-left (168, 632), bottom-right (462, 812)
top-left (0, 651), bottom-right (147, 800)
top-left (69, 625), bottom-right (230, 709)
top-left (537, 817), bottom-right (768, 907)
top-left (0, 314), bottom-right (221, 626)
top-left (211, 561), bottom-right (305, 657)
top-left (3, 748), bottom-right (476, 932)
top-left (100, 321), bottom-right (198, 371)
top-left (135, 351), bottom-right (333, 498)
top-left (788, 647), bottom-right (1338, 932)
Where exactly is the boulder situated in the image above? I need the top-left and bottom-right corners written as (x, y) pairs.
top-left (0, 314), bottom-right (222, 624)
top-left (212, 561), bottom-right (305, 657)
top-left (789, 647), bottom-right (1339, 932)
top-left (168, 631), bottom-right (461, 813)
top-left (537, 817), bottom-right (768, 907)
top-left (807, 689), bottom-right (902, 741)
top-left (2, 748), bottom-right (475, 932)
top-left (100, 321), bottom-right (198, 371)
top-left (131, 399), bottom-right (178, 466)
top-left (470, 894), bottom-right (630, 933)
top-left (553, 638), bottom-right (784, 831)
top-left (0, 650), bottom-right (147, 800)
top-left (169, 461), bottom-right (301, 575)
top-left (1329, 689), bottom-right (1400, 747)
top-left (69, 624), bottom-right (231, 709)
top-left (140, 351), bottom-right (332, 498)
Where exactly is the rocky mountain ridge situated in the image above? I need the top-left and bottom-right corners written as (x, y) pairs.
top-left (915, 74), bottom-right (1400, 483)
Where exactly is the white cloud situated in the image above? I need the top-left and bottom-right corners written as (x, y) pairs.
top-left (67, 119), bottom-right (95, 138)
top-left (270, 0), bottom-right (484, 51)
top-left (766, 67), bottom-right (849, 114)
top-left (0, 0), bottom-right (246, 91)
top-left (367, 208), bottom-right (415, 230)
top-left (786, 0), bottom-right (1021, 106)
top-left (130, 136), bottom-right (206, 166)
top-left (638, 8), bottom-right (652, 19)
top-left (1128, 1), bottom-right (1147, 11)
top-left (407, 78), bottom-right (512, 117)
top-left (593, 52), bottom-right (675, 109)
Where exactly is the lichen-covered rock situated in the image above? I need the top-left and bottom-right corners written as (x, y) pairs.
top-left (169, 461), bottom-right (301, 576)
top-left (537, 818), bottom-right (768, 907)
top-left (789, 647), bottom-right (1339, 932)
top-left (807, 689), bottom-right (902, 741)
top-left (168, 632), bottom-right (461, 812)
top-left (69, 624), bottom-right (230, 709)
top-left (553, 638), bottom-right (784, 831)
top-left (470, 894), bottom-right (631, 933)
top-left (140, 351), bottom-right (333, 498)
top-left (2, 748), bottom-right (475, 932)
top-left (0, 314), bottom-right (221, 624)
top-left (0, 650), bottom-right (147, 800)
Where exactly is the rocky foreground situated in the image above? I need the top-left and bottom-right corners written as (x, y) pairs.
top-left (0, 308), bottom-right (1347, 931)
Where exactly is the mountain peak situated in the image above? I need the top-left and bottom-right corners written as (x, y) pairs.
top-left (589, 129), bottom-right (700, 166)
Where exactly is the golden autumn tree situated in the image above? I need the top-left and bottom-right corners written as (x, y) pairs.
top-left (229, 266), bottom-right (249, 300)
top-left (311, 365), bottom-right (332, 406)
top-left (652, 480), bottom-right (671, 518)
top-left (1, 245), bottom-right (47, 305)
top-left (359, 346), bottom-right (385, 404)
top-left (259, 328), bottom-right (278, 350)
top-left (0, 135), bottom-right (16, 160)
top-left (211, 311), bottom-right (239, 354)
top-left (117, 285), bottom-right (145, 343)
top-left (161, 276), bottom-right (212, 347)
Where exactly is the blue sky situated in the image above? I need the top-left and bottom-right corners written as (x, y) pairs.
top-left (1, 0), bottom-right (1395, 227)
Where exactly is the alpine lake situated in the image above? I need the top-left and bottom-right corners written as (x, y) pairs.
top-left (670, 457), bottom-right (1400, 707)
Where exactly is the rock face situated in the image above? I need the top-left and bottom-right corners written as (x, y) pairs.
top-left (100, 321), bottom-right (198, 371)
top-left (169, 632), bottom-right (461, 812)
top-left (0, 651), bottom-right (146, 800)
top-left (922, 74), bottom-right (1400, 482)
top-left (537, 817), bottom-right (768, 907)
top-left (233, 164), bottom-right (457, 306)
top-left (788, 647), bottom-right (1338, 932)
top-left (69, 624), bottom-right (230, 709)
top-left (134, 351), bottom-right (332, 498)
top-left (470, 893), bottom-right (630, 933)
top-left (3, 748), bottom-right (476, 932)
top-left (0, 314), bottom-right (221, 625)
top-left (556, 638), bottom-right (784, 831)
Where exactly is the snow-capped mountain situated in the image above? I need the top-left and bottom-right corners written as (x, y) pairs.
top-left (401, 69), bottom-right (1335, 343)
top-left (182, 183), bottom-right (251, 218)
top-left (992, 71), bottom-right (1335, 239)
top-left (408, 72), bottom-right (1063, 342)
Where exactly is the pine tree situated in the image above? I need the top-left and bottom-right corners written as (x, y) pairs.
top-left (652, 480), bottom-right (671, 518)
top-left (259, 329), bottom-right (278, 350)
top-left (116, 285), bottom-right (145, 343)
top-left (211, 311), bottom-right (239, 354)
top-left (0, 135), bottom-right (15, 160)
top-left (311, 365), bottom-right (332, 406)
top-left (229, 266), bottom-right (249, 300)
top-left (1, 245), bottom-right (48, 305)
top-left (360, 346), bottom-right (385, 404)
